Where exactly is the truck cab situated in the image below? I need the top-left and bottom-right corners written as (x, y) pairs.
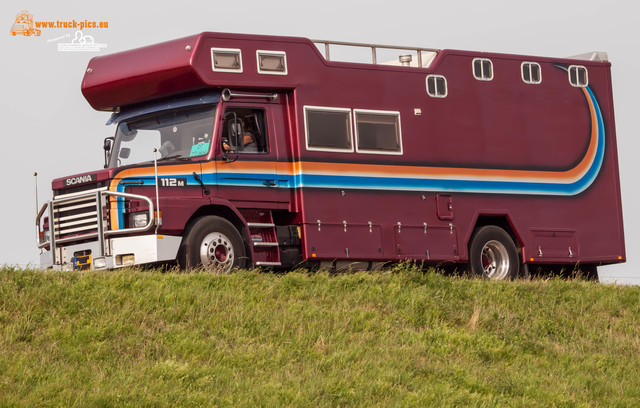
top-left (38, 87), bottom-right (295, 271)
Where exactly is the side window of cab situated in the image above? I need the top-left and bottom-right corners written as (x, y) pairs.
top-left (221, 108), bottom-right (269, 154)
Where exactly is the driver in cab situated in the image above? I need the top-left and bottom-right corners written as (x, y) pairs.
top-left (223, 117), bottom-right (257, 152)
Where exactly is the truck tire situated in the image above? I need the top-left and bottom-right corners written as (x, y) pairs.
top-left (469, 226), bottom-right (519, 280)
top-left (578, 264), bottom-right (599, 281)
top-left (178, 216), bottom-right (247, 272)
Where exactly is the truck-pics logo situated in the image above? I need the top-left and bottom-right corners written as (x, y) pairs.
top-left (10, 10), bottom-right (109, 42)
top-left (10, 11), bottom-right (40, 36)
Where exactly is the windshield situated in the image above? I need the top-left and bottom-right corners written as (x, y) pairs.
top-left (108, 105), bottom-right (216, 168)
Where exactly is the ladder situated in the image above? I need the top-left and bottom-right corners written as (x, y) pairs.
top-left (241, 209), bottom-right (281, 267)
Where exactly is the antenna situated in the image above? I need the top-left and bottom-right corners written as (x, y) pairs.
top-left (33, 172), bottom-right (39, 217)
top-left (153, 148), bottom-right (161, 234)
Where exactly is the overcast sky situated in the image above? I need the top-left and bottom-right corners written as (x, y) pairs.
top-left (2, 0), bottom-right (637, 283)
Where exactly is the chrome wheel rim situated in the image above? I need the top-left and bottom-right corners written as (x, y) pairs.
top-left (481, 240), bottom-right (510, 280)
top-left (200, 232), bottom-right (234, 271)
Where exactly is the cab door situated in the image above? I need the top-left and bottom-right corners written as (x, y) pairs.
top-left (215, 100), bottom-right (288, 208)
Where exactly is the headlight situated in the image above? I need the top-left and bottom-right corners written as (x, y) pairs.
top-left (116, 254), bottom-right (135, 266)
top-left (93, 257), bottom-right (107, 269)
top-left (129, 212), bottom-right (149, 228)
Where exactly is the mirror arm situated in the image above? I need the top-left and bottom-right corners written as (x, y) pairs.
top-left (103, 136), bottom-right (114, 168)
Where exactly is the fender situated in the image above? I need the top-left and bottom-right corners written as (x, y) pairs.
top-left (185, 197), bottom-right (256, 263)
top-left (462, 211), bottom-right (523, 262)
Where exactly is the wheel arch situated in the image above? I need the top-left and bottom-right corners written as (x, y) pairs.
top-left (182, 202), bottom-right (253, 264)
top-left (464, 212), bottom-right (524, 262)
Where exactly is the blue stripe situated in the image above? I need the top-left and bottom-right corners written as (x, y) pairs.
top-left (114, 176), bottom-right (200, 229)
top-left (216, 85), bottom-right (604, 196)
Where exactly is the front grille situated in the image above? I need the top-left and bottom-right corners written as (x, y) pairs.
top-left (51, 190), bottom-right (108, 241)
top-left (54, 181), bottom-right (107, 197)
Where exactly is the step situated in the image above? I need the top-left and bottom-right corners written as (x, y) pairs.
top-left (253, 242), bottom-right (279, 247)
top-left (255, 261), bottom-right (282, 267)
top-left (247, 222), bottom-right (276, 228)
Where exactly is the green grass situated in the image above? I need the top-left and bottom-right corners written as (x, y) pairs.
top-left (1, 265), bottom-right (639, 407)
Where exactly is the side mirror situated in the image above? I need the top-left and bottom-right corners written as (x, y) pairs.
top-left (103, 136), bottom-right (114, 168)
top-left (223, 111), bottom-right (241, 163)
top-left (119, 147), bottom-right (131, 159)
top-left (228, 122), bottom-right (243, 151)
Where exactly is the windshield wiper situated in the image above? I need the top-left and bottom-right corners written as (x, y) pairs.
top-left (157, 154), bottom-right (192, 162)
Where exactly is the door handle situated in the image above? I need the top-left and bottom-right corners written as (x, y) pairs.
top-left (263, 181), bottom-right (277, 187)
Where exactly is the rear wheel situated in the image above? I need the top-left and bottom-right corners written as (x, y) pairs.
top-left (178, 216), bottom-right (247, 272)
top-left (577, 264), bottom-right (599, 281)
top-left (469, 226), bottom-right (519, 280)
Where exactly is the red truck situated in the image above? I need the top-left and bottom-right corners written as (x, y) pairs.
top-left (35, 32), bottom-right (625, 279)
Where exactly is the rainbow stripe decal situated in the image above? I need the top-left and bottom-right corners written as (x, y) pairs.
top-left (110, 82), bottom-right (604, 228)
top-left (212, 84), bottom-right (604, 196)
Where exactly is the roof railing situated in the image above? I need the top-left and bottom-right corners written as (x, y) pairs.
top-left (312, 39), bottom-right (440, 68)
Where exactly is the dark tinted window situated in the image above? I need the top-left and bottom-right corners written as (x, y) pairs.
top-left (522, 62), bottom-right (542, 84)
top-left (569, 65), bottom-right (588, 87)
top-left (211, 48), bottom-right (242, 72)
top-left (305, 108), bottom-right (352, 150)
top-left (426, 75), bottom-right (447, 98)
top-left (473, 58), bottom-right (493, 80)
top-left (258, 51), bottom-right (287, 74)
top-left (355, 111), bottom-right (402, 153)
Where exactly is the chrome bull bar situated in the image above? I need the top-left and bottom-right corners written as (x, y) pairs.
top-left (36, 190), bottom-right (155, 265)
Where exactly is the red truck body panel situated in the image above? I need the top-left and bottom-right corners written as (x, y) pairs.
top-left (47, 32), bottom-right (624, 270)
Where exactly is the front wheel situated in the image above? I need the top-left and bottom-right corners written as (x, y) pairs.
top-left (178, 216), bottom-right (247, 272)
top-left (469, 226), bottom-right (519, 280)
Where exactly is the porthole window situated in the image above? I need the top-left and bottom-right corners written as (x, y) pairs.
top-left (426, 75), bottom-right (447, 98)
top-left (568, 65), bottom-right (588, 87)
top-left (473, 58), bottom-right (493, 81)
top-left (257, 50), bottom-right (287, 75)
top-left (522, 62), bottom-right (542, 84)
top-left (211, 48), bottom-right (243, 73)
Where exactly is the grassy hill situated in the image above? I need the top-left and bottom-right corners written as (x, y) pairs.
top-left (1, 265), bottom-right (639, 407)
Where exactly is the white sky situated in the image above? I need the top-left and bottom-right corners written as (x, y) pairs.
top-left (2, 0), bottom-right (637, 283)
